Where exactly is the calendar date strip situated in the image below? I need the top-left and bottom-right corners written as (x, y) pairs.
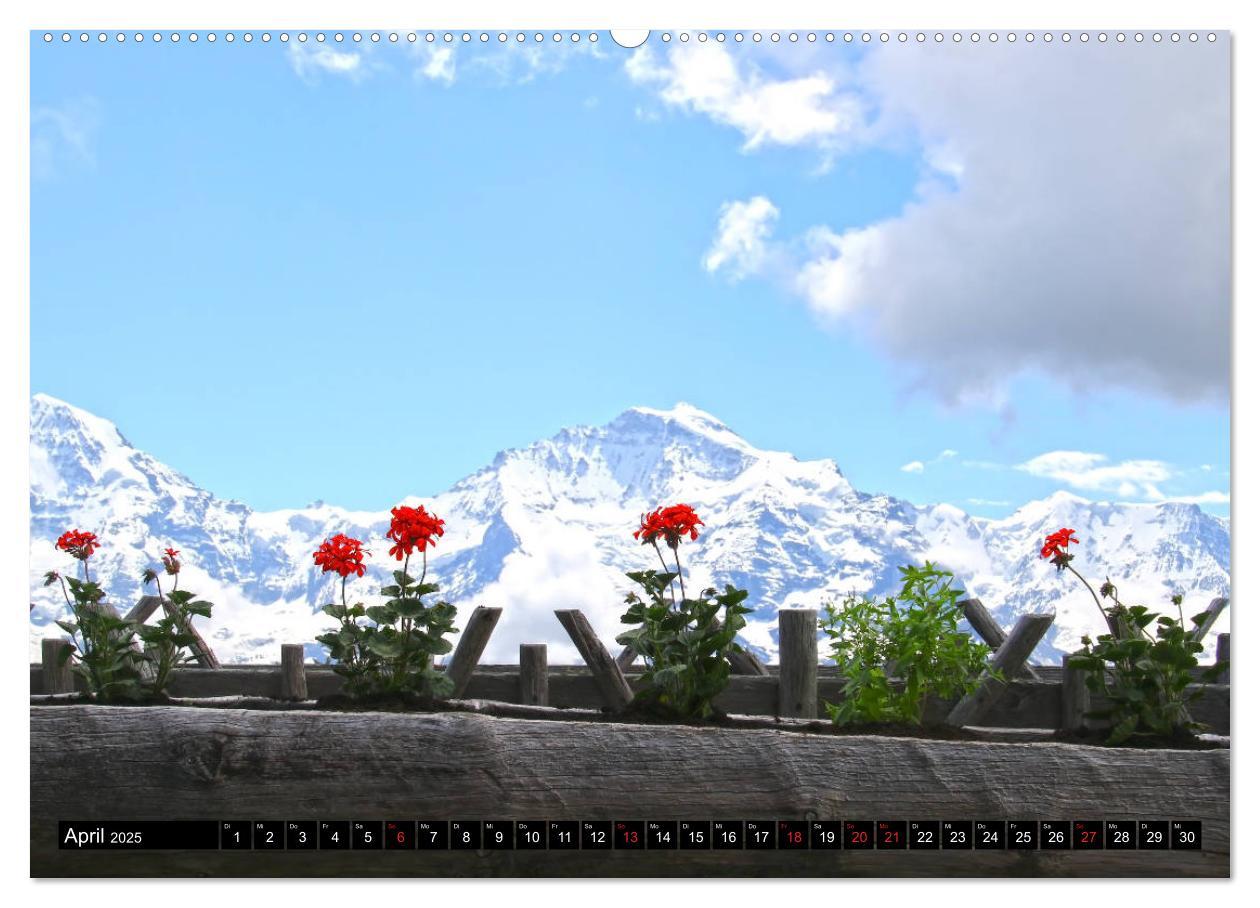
top-left (59, 819), bottom-right (1203, 851)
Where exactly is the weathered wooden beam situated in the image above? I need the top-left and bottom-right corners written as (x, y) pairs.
top-left (1191, 597), bottom-right (1229, 645)
top-left (30, 705), bottom-right (1229, 878)
top-left (279, 644), bottom-right (308, 700)
top-left (947, 612), bottom-right (1056, 727)
top-left (961, 598), bottom-right (1038, 680)
top-left (726, 643), bottom-right (770, 676)
top-left (1060, 652), bottom-right (1087, 733)
top-left (41, 639), bottom-right (75, 694)
top-left (615, 644), bottom-right (637, 672)
top-left (519, 644), bottom-right (549, 707)
top-left (554, 610), bottom-right (633, 710)
top-left (777, 609), bottom-right (818, 719)
top-left (124, 595), bottom-right (164, 624)
top-left (443, 606), bottom-right (502, 698)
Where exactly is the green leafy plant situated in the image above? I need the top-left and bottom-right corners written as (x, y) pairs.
top-left (139, 548), bottom-right (214, 696)
top-left (315, 508), bottom-right (459, 701)
top-left (615, 504), bottom-right (753, 720)
top-left (46, 533), bottom-right (217, 701)
top-left (1043, 528), bottom-right (1228, 744)
top-left (820, 563), bottom-right (995, 725)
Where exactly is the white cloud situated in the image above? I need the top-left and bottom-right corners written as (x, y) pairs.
top-left (703, 196), bottom-right (780, 279)
top-left (1017, 450), bottom-right (1227, 505)
top-left (625, 43), bottom-right (865, 152)
top-left (32, 99), bottom-right (101, 179)
top-left (417, 45), bottom-right (455, 84)
top-left (683, 41), bottom-right (1229, 408)
top-left (287, 42), bottom-right (364, 83)
top-left (898, 449), bottom-right (957, 475)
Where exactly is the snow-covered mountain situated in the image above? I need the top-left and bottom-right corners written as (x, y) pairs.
top-left (28, 394), bottom-right (1231, 666)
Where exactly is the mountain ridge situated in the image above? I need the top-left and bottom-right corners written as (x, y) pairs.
top-left (28, 393), bottom-right (1231, 665)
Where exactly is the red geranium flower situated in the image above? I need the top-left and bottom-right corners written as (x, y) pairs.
top-left (161, 546), bottom-right (182, 575)
top-left (164, 547), bottom-right (180, 559)
top-left (386, 505), bottom-right (445, 560)
top-left (313, 533), bottom-right (370, 578)
top-left (55, 529), bottom-right (100, 561)
top-left (1040, 527), bottom-right (1079, 564)
top-left (634, 504), bottom-right (704, 549)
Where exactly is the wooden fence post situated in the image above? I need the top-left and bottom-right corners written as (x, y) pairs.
top-left (961, 598), bottom-right (1038, 680)
top-left (280, 644), bottom-right (308, 700)
top-left (41, 639), bottom-right (75, 694)
top-left (1215, 632), bottom-right (1230, 684)
top-left (519, 644), bottom-right (549, 707)
top-left (947, 612), bottom-right (1055, 727)
top-left (555, 609), bottom-right (634, 710)
top-left (778, 609), bottom-right (818, 719)
top-left (444, 606), bottom-right (503, 698)
top-left (1060, 652), bottom-right (1087, 733)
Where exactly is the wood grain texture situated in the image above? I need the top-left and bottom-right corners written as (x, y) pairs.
top-left (279, 644), bottom-right (307, 701)
top-left (947, 613), bottom-right (1055, 727)
top-left (554, 610), bottom-right (633, 709)
top-left (30, 705), bottom-right (1228, 877)
top-left (40, 640), bottom-right (74, 694)
top-left (961, 598), bottom-right (1037, 680)
top-left (445, 607), bottom-right (502, 697)
top-left (777, 609), bottom-right (817, 719)
top-left (518, 644), bottom-right (548, 707)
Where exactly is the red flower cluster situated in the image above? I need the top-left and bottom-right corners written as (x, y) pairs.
top-left (634, 504), bottom-right (705, 549)
top-left (386, 505), bottom-right (445, 560)
top-left (1040, 527), bottom-right (1079, 562)
top-left (314, 533), bottom-right (370, 578)
top-left (55, 529), bottom-right (99, 561)
top-left (161, 546), bottom-right (181, 575)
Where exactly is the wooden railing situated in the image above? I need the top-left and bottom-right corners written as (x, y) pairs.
top-left (30, 598), bottom-right (1230, 735)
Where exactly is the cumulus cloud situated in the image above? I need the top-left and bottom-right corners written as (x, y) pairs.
top-left (287, 41), bottom-right (365, 83)
top-left (900, 461), bottom-right (925, 474)
top-left (626, 43), bottom-right (866, 152)
top-left (684, 41), bottom-right (1229, 408)
top-left (703, 196), bottom-right (780, 279)
top-left (1017, 450), bottom-right (1227, 504)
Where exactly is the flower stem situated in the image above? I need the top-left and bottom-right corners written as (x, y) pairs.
top-left (651, 540), bottom-right (677, 605)
top-left (1063, 562), bottom-right (1112, 632)
top-left (673, 546), bottom-right (687, 602)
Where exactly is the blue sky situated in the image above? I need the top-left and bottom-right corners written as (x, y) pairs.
top-left (30, 32), bottom-right (1230, 516)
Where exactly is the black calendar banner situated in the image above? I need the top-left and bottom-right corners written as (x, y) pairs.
top-left (58, 820), bottom-right (1203, 851)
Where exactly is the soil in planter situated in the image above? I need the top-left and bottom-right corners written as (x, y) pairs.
top-left (1050, 727), bottom-right (1226, 750)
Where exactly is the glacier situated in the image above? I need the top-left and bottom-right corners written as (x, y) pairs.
top-left (28, 394), bottom-right (1231, 666)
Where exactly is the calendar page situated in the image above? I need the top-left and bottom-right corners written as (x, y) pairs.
top-left (27, 15), bottom-right (1231, 882)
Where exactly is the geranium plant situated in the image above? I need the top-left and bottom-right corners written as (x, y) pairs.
top-left (139, 547), bottom-right (214, 696)
top-left (615, 504), bottom-right (752, 720)
top-left (315, 505), bottom-right (459, 701)
top-left (820, 563), bottom-right (994, 726)
top-left (45, 532), bottom-right (214, 701)
top-left (1042, 527), bottom-right (1227, 744)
